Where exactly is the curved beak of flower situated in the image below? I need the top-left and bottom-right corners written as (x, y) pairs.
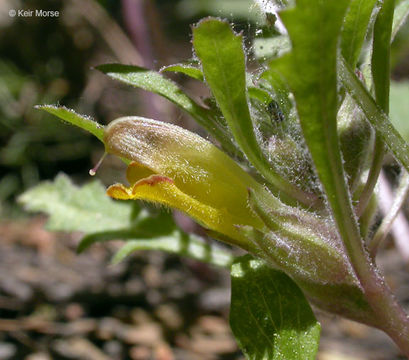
top-left (104, 117), bottom-right (265, 249)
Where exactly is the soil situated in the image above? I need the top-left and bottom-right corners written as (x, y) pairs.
top-left (0, 217), bottom-right (408, 360)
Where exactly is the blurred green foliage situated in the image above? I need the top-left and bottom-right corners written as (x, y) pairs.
top-left (0, 0), bottom-right (96, 211)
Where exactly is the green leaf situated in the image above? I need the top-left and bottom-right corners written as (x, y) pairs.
top-left (339, 57), bottom-right (409, 173)
top-left (18, 173), bottom-right (135, 233)
top-left (392, 0), bottom-right (409, 40)
top-left (35, 105), bottom-right (104, 142)
top-left (192, 18), bottom-right (314, 206)
top-left (96, 64), bottom-right (238, 155)
top-left (112, 231), bottom-right (234, 268)
top-left (96, 64), bottom-right (204, 115)
top-left (77, 211), bottom-right (176, 252)
top-left (341, 0), bottom-right (378, 67)
top-left (372, 0), bottom-right (395, 113)
top-left (161, 63), bottom-right (204, 81)
top-left (247, 87), bottom-right (273, 104)
top-left (78, 230), bottom-right (141, 253)
top-left (191, 19), bottom-right (266, 180)
top-left (230, 255), bottom-right (321, 360)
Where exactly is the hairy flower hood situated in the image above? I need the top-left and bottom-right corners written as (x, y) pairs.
top-left (104, 116), bottom-right (265, 248)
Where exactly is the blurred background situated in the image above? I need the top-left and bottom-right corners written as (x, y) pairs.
top-left (1, 0), bottom-right (409, 359)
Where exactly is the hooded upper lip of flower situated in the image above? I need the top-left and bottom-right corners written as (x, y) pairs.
top-left (103, 116), bottom-right (265, 248)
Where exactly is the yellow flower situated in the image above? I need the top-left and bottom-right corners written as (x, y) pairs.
top-left (104, 117), bottom-right (265, 249)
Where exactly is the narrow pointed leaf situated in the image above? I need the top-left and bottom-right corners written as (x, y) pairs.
top-left (339, 57), bottom-right (409, 173)
top-left (341, 0), bottom-right (378, 67)
top-left (192, 19), bottom-right (263, 163)
top-left (78, 230), bottom-right (139, 253)
top-left (230, 255), bottom-right (321, 360)
top-left (96, 64), bottom-right (202, 114)
top-left (96, 64), bottom-right (238, 155)
top-left (192, 18), bottom-right (313, 205)
top-left (112, 232), bottom-right (234, 268)
top-left (372, 0), bottom-right (394, 113)
top-left (161, 63), bottom-right (204, 81)
top-left (77, 211), bottom-right (176, 252)
top-left (248, 87), bottom-right (273, 104)
top-left (35, 105), bottom-right (104, 141)
top-left (392, 0), bottom-right (409, 40)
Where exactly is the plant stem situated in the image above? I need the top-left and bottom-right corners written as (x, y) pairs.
top-left (338, 57), bottom-right (409, 175)
top-left (358, 191), bottom-right (377, 240)
top-left (333, 199), bottom-right (409, 355)
top-left (355, 137), bottom-right (385, 217)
